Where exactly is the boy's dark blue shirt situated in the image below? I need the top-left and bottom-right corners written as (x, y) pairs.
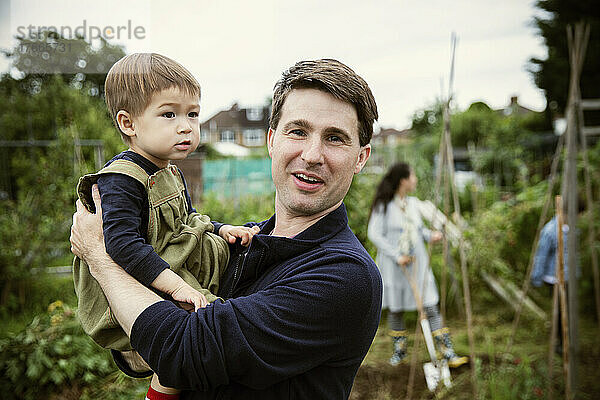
top-left (97, 150), bottom-right (196, 286)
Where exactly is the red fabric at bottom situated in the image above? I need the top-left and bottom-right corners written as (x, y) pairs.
top-left (146, 386), bottom-right (180, 400)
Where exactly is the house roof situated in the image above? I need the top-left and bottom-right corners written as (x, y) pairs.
top-left (373, 127), bottom-right (412, 139)
top-left (201, 103), bottom-right (270, 130)
top-left (495, 95), bottom-right (536, 116)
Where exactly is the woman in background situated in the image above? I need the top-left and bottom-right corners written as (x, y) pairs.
top-left (367, 162), bottom-right (467, 367)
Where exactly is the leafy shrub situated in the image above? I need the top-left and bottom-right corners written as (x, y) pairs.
top-left (199, 191), bottom-right (275, 226)
top-left (0, 301), bottom-right (114, 400)
top-left (0, 76), bottom-right (125, 312)
top-left (0, 276), bottom-right (76, 335)
top-left (478, 354), bottom-right (550, 400)
top-left (463, 183), bottom-right (548, 309)
top-left (345, 173), bottom-right (378, 256)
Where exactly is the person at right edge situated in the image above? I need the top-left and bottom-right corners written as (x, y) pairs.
top-left (368, 162), bottom-right (468, 368)
top-left (530, 198), bottom-right (583, 355)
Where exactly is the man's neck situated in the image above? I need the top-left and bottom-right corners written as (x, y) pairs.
top-left (271, 201), bottom-right (342, 238)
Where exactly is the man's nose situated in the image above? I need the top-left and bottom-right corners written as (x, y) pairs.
top-left (301, 136), bottom-right (324, 165)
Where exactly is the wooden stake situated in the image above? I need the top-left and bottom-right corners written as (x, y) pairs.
top-left (401, 257), bottom-right (442, 398)
top-left (405, 314), bottom-right (422, 400)
top-left (571, 25), bottom-right (600, 332)
top-left (442, 100), bottom-right (478, 398)
top-left (441, 127), bottom-right (450, 319)
top-left (547, 280), bottom-right (559, 400)
top-left (436, 32), bottom-right (477, 397)
top-left (563, 23), bottom-right (590, 397)
top-left (555, 196), bottom-right (571, 399)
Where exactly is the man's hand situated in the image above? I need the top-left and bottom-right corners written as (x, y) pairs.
top-left (219, 225), bottom-right (261, 246)
top-left (70, 184), bottom-right (108, 271)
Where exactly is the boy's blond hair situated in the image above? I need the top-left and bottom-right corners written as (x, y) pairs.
top-left (105, 53), bottom-right (201, 142)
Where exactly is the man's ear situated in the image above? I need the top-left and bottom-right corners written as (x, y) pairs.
top-left (354, 144), bottom-right (371, 174)
top-left (116, 110), bottom-right (136, 139)
top-left (267, 128), bottom-right (275, 158)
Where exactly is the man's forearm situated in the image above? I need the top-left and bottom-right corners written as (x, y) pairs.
top-left (88, 252), bottom-right (163, 337)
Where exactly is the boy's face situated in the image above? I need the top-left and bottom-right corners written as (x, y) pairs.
top-left (125, 87), bottom-right (200, 168)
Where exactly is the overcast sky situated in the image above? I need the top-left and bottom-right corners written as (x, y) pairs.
top-left (0, 0), bottom-right (548, 129)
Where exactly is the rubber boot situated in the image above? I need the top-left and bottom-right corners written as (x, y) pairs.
top-left (432, 327), bottom-right (468, 368)
top-left (388, 329), bottom-right (408, 366)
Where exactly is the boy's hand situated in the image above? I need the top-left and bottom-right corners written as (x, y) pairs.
top-left (152, 269), bottom-right (208, 311)
top-left (219, 225), bottom-right (261, 246)
top-left (170, 282), bottom-right (209, 312)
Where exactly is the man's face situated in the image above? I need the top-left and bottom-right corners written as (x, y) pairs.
top-left (267, 88), bottom-right (371, 219)
top-left (126, 87), bottom-right (200, 168)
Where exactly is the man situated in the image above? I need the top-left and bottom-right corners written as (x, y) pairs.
top-left (71, 59), bottom-right (382, 399)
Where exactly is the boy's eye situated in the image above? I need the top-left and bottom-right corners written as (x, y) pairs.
top-left (328, 135), bottom-right (343, 143)
top-left (188, 111), bottom-right (199, 118)
top-left (162, 111), bottom-right (175, 118)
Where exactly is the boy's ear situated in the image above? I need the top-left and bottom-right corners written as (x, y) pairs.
top-left (116, 110), bottom-right (136, 138)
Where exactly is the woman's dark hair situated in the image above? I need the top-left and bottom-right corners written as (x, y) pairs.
top-left (369, 162), bottom-right (411, 216)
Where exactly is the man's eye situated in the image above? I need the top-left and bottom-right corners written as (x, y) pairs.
top-left (162, 112), bottom-right (175, 118)
top-left (188, 111), bottom-right (199, 118)
top-left (289, 129), bottom-right (306, 136)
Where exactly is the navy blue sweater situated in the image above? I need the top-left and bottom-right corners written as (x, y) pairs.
top-left (131, 204), bottom-right (383, 399)
top-left (97, 151), bottom-right (196, 286)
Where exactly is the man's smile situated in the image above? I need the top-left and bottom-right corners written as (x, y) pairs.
top-left (292, 172), bottom-right (325, 191)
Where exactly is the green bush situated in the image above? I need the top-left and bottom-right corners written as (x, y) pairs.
top-left (478, 356), bottom-right (549, 400)
top-left (0, 275), bottom-right (76, 335)
top-left (0, 80), bottom-right (125, 312)
top-left (465, 184), bottom-right (545, 288)
top-left (199, 191), bottom-right (275, 226)
top-left (0, 301), bottom-right (114, 400)
top-left (345, 173), bottom-right (378, 256)
top-left (0, 37), bottom-right (126, 312)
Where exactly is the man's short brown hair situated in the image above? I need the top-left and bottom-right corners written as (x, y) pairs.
top-left (269, 59), bottom-right (378, 147)
top-left (105, 53), bottom-right (201, 141)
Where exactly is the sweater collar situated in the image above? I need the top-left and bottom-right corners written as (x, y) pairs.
top-left (258, 202), bottom-right (348, 244)
top-left (230, 203), bottom-right (349, 292)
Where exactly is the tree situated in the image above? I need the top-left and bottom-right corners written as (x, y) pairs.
top-left (0, 36), bottom-right (126, 311)
top-left (529, 0), bottom-right (600, 124)
top-left (409, 100), bottom-right (551, 192)
top-left (2, 32), bottom-right (125, 98)
top-left (0, 35), bottom-right (126, 198)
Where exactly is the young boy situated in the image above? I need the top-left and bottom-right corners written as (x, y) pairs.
top-left (72, 53), bottom-right (258, 400)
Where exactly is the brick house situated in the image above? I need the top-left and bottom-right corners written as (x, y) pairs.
top-left (200, 103), bottom-right (270, 148)
top-left (370, 127), bottom-right (412, 147)
top-left (496, 95), bottom-right (536, 117)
